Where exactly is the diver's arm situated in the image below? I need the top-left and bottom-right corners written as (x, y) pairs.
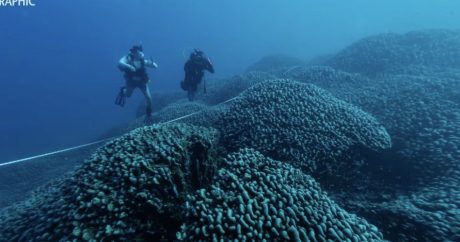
top-left (207, 61), bottom-right (215, 73)
top-left (144, 59), bottom-right (158, 68)
top-left (118, 56), bottom-right (135, 72)
top-left (202, 58), bottom-right (215, 73)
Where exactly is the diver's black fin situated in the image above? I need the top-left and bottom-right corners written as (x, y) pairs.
top-left (115, 87), bottom-right (126, 107)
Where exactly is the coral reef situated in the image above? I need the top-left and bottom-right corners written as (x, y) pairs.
top-left (180, 148), bottom-right (386, 241)
top-left (0, 146), bottom-right (96, 209)
top-left (333, 166), bottom-right (460, 241)
top-left (372, 178), bottom-right (460, 241)
top-left (195, 71), bottom-right (277, 105)
top-left (0, 124), bottom-right (219, 241)
top-left (217, 79), bottom-right (391, 173)
top-left (149, 99), bottom-right (230, 128)
top-left (278, 65), bottom-right (460, 184)
top-left (136, 91), bottom-right (183, 118)
top-left (276, 52), bottom-right (460, 241)
top-left (151, 99), bottom-right (207, 124)
top-left (327, 29), bottom-right (460, 75)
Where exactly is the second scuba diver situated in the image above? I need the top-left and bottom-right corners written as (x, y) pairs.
top-left (181, 49), bottom-right (214, 101)
top-left (115, 45), bottom-right (158, 124)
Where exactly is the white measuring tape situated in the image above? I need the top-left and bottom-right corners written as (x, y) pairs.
top-left (0, 96), bottom-right (239, 167)
top-left (0, 139), bottom-right (113, 167)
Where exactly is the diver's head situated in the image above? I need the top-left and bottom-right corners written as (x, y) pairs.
top-left (129, 45), bottom-right (144, 60)
top-left (190, 49), bottom-right (204, 60)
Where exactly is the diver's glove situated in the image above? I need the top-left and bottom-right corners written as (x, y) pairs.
top-left (115, 87), bottom-right (126, 107)
top-left (146, 58), bottom-right (158, 68)
top-left (128, 65), bottom-right (136, 72)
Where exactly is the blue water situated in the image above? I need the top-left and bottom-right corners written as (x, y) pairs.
top-left (1, 0), bottom-right (459, 162)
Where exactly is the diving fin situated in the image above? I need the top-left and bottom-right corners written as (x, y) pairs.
top-left (115, 87), bottom-right (126, 107)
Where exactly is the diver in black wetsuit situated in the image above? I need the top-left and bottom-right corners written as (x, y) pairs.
top-left (180, 49), bottom-right (214, 101)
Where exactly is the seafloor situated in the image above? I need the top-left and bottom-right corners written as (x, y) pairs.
top-left (0, 29), bottom-right (459, 241)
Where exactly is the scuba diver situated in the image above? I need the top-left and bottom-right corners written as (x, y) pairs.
top-left (115, 45), bottom-right (158, 124)
top-left (180, 49), bottom-right (214, 101)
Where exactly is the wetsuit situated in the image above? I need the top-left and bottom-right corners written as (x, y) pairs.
top-left (118, 54), bottom-right (157, 116)
top-left (182, 55), bottom-right (214, 101)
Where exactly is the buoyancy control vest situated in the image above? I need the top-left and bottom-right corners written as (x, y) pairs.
top-left (123, 56), bottom-right (149, 82)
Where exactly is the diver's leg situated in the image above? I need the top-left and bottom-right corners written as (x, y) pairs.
top-left (191, 84), bottom-right (198, 101)
top-left (140, 83), bottom-right (153, 116)
top-left (124, 85), bottom-right (135, 98)
top-left (187, 83), bottom-right (196, 101)
top-left (122, 76), bottom-right (135, 98)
